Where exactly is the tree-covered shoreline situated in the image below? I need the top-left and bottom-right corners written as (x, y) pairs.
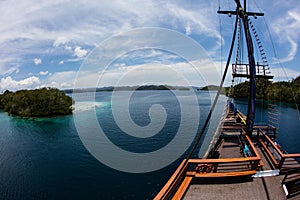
top-left (226, 76), bottom-right (300, 104)
top-left (0, 88), bottom-right (73, 117)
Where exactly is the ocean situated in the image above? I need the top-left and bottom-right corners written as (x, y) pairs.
top-left (0, 90), bottom-right (298, 199)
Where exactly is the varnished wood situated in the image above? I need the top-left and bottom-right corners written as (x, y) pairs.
top-left (194, 170), bottom-right (256, 178)
top-left (259, 139), bottom-right (279, 167)
top-left (243, 131), bottom-right (261, 159)
top-left (188, 157), bottom-right (260, 164)
top-left (153, 159), bottom-right (188, 200)
top-left (171, 176), bottom-right (193, 200)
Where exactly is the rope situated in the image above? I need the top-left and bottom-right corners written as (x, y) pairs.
top-left (218, 4), bottom-right (223, 74)
top-left (186, 11), bottom-right (240, 161)
top-left (164, 11), bottom-right (241, 191)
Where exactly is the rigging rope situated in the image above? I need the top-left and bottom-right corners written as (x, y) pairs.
top-left (218, 4), bottom-right (223, 74)
top-left (253, 1), bottom-right (300, 116)
top-left (185, 11), bottom-right (239, 161)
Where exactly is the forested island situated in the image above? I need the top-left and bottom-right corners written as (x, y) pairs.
top-left (200, 85), bottom-right (226, 94)
top-left (0, 88), bottom-right (73, 117)
top-left (226, 76), bottom-right (300, 104)
top-left (63, 85), bottom-right (189, 93)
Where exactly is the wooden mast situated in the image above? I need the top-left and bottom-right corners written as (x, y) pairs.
top-left (218, 0), bottom-right (264, 136)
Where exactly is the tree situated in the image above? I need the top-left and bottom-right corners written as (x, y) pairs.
top-left (0, 88), bottom-right (74, 117)
top-left (228, 76), bottom-right (300, 104)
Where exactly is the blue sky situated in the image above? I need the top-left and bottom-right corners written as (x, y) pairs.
top-left (0, 0), bottom-right (299, 91)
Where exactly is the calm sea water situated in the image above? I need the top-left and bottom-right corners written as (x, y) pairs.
top-left (0, 91), bottom-right (298, 199)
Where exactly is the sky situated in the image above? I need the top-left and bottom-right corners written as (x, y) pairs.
top-left (0, 0), bottom-right (300, 92)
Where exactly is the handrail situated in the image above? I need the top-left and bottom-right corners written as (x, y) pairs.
top-left (258, 129), bottom-right (300, 169)
top-left (282, 167), bottom-right (300, 183)
top-left (259, 129), bottom-right (300, 158)
top-left (243, 130), bottom-right (261, 159)
top-left (259, 139), bottom-right (279, 166)
top-left (259, 129), bottom-right (282, 156)
top-left (154, 159), bottom-right (188, 200)
top-left (188, 157), bottom-right (260, 164)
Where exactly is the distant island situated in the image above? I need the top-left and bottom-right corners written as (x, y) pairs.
top-left (0, 88), bottom-right (73, 117)
top-left (226, 76), bottom-right (300, 104)
top-left (200, 85), bottom-right (226, 94)
top-left (63, 85), bottom-right (190, 93)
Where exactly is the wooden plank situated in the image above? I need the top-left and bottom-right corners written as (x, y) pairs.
top-left (154, 159), bottom-right (188, 200)
top-left (172, 176), bottom-right (193, 200)
top-left (194, 170), bottom-right (256, 178)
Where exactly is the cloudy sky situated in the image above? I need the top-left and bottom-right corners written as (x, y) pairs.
top-left (0, 0), bottom-right (300, 91)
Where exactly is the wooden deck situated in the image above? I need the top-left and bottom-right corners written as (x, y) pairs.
top-left (154, 110), bottom-right (300, 200)
top-left (184, 175), bottom-right (287, 200)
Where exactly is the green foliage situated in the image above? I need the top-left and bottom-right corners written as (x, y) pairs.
top-left (0, 88), bottom-right (73, 117)
top-left (228, 76), bottom-right (300, 104)
top-left (201, 85), bottom-right (225, 92)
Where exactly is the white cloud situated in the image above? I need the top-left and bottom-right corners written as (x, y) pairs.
top-left (53, 36), bottom-right (68, 47)
top-left (0, 76), bottom-right (40, 92)
top-left (272, 67), bottom-right (300, 82)
top-left (271, 7), bottom-right (300, 63)
top-left (0, 0), bottom-right (298, 91)
top-left (34, 58), bottom-right (42, 65)
top-left (59, 60), bottom-right (64, 64)
top-left (0, 66), bottom-right (19, 76)
top-left (65, 45), bottom-right (72, 51)
top-left (185, 23), bottom-right (191, 35)
top-left (47, 70), bottom-right (77, 89)
top-left (39, 71), bottom-right (49, 75)
top-left (72, 58), bottom-right (221, 88)
top-left (74, 46), bottom-right (88, 58)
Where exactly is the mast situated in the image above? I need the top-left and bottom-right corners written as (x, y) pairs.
top-left (218, 0), bottom-right (264, 136)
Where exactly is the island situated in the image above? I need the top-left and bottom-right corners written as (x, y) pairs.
top-left (0, 87), bottom-right (73, 117)
top-left (226, 76), bottom-right (300, 104)
top-left (63, 85), bottom-right (189, 93)
top-left (200, 85), bottom-right (227, 94)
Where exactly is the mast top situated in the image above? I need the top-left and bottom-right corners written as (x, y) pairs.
top-left (218, 0), bottom-right (264, 18)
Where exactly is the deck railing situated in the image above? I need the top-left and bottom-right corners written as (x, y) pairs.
top-left (154, 130), bottom-right (262, 200)
top-left (258, 129), bottom-right (300, 169)
top-left (281, 168), bottom-right (300, 198)
top-left (153, 159), bottom-right (189, 200)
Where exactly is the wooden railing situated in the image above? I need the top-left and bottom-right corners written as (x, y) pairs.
top-left (153, 159), bottom-right (189, 200)
top-left (154, 157), bottom-right (260, 200)
top-left (258, 129), bottom-right (300, 169)
top-left (281, 168), bottom-right (300, 198)
top-left (154, 117), bottom-right (270, 200)
top-left (154, 130), bottom-right (262, 200)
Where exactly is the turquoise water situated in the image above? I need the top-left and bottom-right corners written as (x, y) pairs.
top-left (0, 91), bottom-right (298, 199)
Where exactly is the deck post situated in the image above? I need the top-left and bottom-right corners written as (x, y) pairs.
top-left (278, 157), bottom-right (285, 169)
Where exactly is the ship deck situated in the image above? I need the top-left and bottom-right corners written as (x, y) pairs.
top-left (154, 110), bottom-right (300, 200)
top-left (185, 175), bottom-right (286, 200)
top-left (184, 138), bottom-right (299, 200)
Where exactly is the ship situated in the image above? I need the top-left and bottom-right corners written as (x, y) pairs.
top-left (154, 0), bottom-right (300, 199)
